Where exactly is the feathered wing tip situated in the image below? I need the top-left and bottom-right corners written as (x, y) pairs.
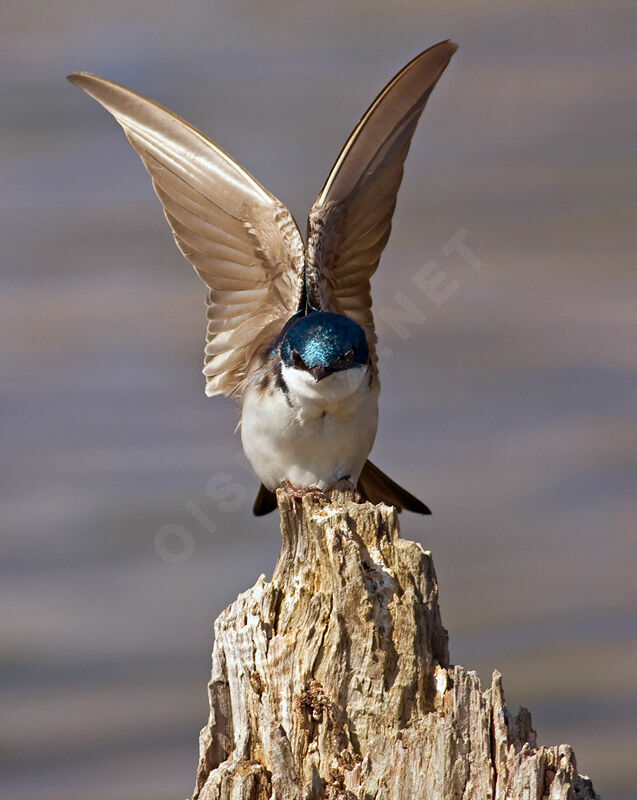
top-left (303, 40), bottom-right (458, 358)
top-left (66, 71), bottom-right (305, 399)
top-left (357, 460), bottom-right (431, 515)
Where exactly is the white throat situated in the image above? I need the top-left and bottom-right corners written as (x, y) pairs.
top-left (281, 364), bottom-right (368, 408)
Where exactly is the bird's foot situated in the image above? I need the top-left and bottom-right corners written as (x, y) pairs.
top-left (281, 480), bottom-right (325, 500)
top-left (281, 478), bottom-right (362, 504)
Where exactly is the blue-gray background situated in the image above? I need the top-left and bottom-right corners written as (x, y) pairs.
top-left (2, 2), bottom-right (635, 798)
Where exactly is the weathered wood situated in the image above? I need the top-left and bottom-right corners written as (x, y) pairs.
top-left (191, 491), bottom-right (598, 799)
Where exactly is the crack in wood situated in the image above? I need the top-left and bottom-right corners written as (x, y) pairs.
top-left (190, 490), bottom-right (599, 800)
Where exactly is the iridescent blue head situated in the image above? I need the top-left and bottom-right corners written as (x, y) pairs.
top-left (277, 311), bottom-right (369, 381)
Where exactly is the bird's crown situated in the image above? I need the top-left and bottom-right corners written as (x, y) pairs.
top-left (277, 311), bottom-right (369, 380)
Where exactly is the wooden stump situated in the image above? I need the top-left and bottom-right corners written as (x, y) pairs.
top-left (190, 491), bottom-right (598, 800)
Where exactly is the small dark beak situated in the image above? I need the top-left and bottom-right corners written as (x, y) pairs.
top-left (309, 365), bottom-right (331, 382)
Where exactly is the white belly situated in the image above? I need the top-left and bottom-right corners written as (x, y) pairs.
top-left (240, 365), bottom-right (378, 490)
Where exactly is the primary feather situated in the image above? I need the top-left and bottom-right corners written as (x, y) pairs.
top-left (305, 40), bottom-right (458, 362)
top-left (67, 71), bottom-right (305, 398)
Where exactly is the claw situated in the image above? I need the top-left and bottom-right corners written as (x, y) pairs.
top-left (281, 478), bottom-right (363, 504)
top-left (281, 480), bottom-right (325, 500)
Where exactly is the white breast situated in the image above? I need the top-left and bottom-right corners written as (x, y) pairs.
top-left (240, 365), bottom-right (378, 491)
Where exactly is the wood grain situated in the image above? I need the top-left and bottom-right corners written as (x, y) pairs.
top-left (191, 491), bottom-right (598, 799)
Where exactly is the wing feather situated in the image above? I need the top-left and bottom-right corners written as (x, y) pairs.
top-left (68, 72), bottom-right (305, 397)
top-left (305, 41), bottom-right (457, 361)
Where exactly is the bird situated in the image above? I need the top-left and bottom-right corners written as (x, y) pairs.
top-left (68, 40), bottom-right (457, 516)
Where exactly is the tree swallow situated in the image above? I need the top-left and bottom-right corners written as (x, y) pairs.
top-left (68, 40), bottom-right (457, 515)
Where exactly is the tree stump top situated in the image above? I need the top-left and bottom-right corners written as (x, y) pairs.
top-left (192, 491), bottom-right (598, 800)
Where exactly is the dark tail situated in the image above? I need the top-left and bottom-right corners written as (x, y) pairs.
top-left (357, 460), bottom-right (431, 514)
top-left (252, 483), bottom-right (278, 516)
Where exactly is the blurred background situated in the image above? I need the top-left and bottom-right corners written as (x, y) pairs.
top-left (1, 1), bottom-right (635, 798)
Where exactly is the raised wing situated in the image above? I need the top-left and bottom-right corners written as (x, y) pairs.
top-left (305, 40), bottom-right (457, 360)
top-left (68, 72), bottom-right (305, 397)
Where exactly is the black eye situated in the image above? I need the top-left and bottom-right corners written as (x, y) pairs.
top-left (292, 350), bottom-right (305, 369)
